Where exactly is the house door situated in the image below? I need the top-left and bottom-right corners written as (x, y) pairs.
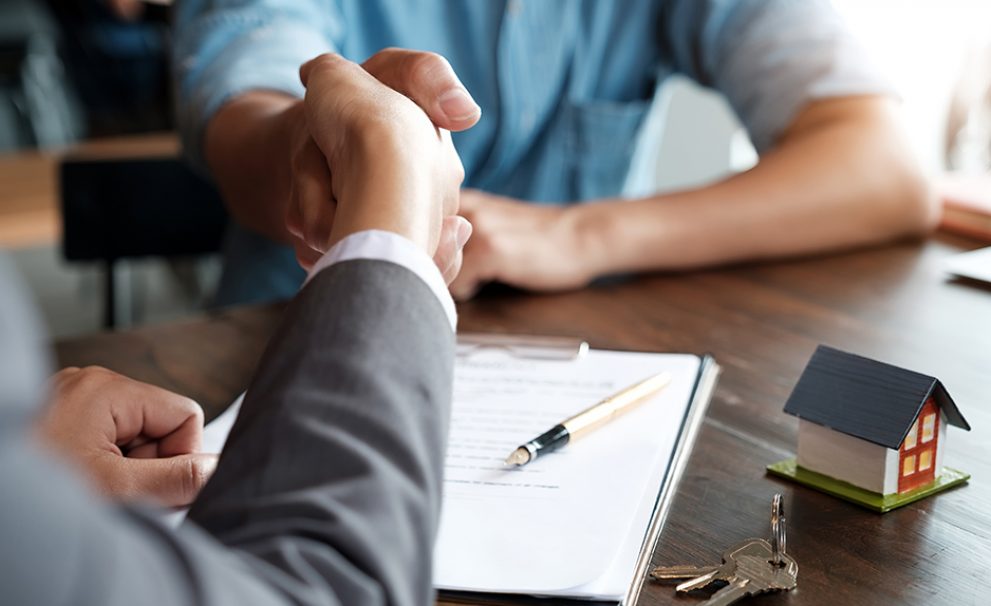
top-left (898, 397), bottom-right (940, 493)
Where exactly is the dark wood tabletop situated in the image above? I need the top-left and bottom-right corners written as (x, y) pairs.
top-left (54, 235), bottom-right (991, 606)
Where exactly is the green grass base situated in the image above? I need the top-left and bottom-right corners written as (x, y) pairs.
top-left (766, 458), bottom-right (970, 513)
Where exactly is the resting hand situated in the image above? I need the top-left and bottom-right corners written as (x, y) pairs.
top-left (36, 367), bottom-right (217, 507)
top-left (285, 49), bottom-right (479, 277)
top-left (450, 190), bottom-right (594, 300)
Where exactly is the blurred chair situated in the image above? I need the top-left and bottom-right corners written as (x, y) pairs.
top-left (624, 75), bottom-right (754, 199)
top-left (60, 158), bottom-right (228, 328)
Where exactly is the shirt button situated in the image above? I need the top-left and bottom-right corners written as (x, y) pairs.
top-left (507, 0), bottom-right (522, 16)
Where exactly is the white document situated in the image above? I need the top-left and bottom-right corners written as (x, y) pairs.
top-left (183, 349), bottom-right (703, 600)
top-left (946, 246), bottom-right (991, 284)
top-left (437, 349), bottom-right (700, 598)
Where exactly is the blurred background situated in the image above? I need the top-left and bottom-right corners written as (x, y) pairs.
top-left (2, 0), bottom-right (990, 338)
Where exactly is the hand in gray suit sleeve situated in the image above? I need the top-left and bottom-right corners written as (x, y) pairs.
top-left (1, 259), bottom-right (454, 606)
top-left (188, 258), bottom-right (455, 605)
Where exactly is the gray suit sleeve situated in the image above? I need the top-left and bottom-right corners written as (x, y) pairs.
top-left (0, 259), bottom-right (454, 606)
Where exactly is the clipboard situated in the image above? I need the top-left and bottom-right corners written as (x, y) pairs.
top-left (185, 333), bottom-right (720, 606)
top-left (439, 334), bottom-right (720, 606)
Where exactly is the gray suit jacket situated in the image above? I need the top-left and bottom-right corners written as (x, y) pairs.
top-left (0, 255), bottom-right (454, 606)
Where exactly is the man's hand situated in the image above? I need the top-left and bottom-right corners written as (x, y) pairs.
top-left (450, 189), bottom-right (594, 300)
top-left (289, 53), bottom-right (470, 256)
top-left (36, 367), bottom-right (217, 507)
top-left (285, 49), bottom-right (479, 277)
top-left (453, 96), bottom-right (938, 300)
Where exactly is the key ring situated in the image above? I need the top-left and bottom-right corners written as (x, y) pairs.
top-left (770, 493), bottom-right (786, 566)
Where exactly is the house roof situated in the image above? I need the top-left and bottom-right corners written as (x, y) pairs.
top-left (783, 345), bottom-right (971, 449)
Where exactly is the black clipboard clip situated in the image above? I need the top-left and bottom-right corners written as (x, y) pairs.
top-left (456, 333), bottom-right (589, 361)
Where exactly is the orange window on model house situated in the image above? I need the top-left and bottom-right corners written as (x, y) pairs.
top-left (898, 397), bottom-right (940, 493)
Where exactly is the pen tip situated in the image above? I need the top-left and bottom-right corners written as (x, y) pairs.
top-left (505, 447), bottom-right (531, 467)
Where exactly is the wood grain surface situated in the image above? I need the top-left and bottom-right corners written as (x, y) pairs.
top-left (54, 235), bottom-right (991, 606)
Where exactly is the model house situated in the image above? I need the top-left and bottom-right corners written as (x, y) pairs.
top-left (782, 346), bottom-right (971, 496)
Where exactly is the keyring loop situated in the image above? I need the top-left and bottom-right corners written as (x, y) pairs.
top-left (770, 493), bottom-right (786, 566)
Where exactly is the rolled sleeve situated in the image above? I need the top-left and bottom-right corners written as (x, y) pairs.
top-left (172, 0), bottom-right (341, 171)
top-left (662, 0), bottom-right (896, 152)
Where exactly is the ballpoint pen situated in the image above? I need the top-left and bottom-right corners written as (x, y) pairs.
top-left (504, 371), bottom-right (672, 467)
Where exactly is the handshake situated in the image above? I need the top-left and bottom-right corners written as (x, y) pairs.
top-left (36, 50), bottom-right (484, 507)
top-left (286, 49), bottom-right (481, 284)
top-left (8, 50), bottom-right (484, 604)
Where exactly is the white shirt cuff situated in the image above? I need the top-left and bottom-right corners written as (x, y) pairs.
top-left (304, 230), bottom-right (457, 331)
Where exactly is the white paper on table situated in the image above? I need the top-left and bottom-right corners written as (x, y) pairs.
top-left (174, 350), bottom-right (702, 600)
top-left (946, 246), bottom-right (991, 284)
top-left (435, 349), bottom-right (700, 597)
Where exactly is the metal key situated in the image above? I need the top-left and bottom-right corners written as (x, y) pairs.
top-left (650, 538), bottom-right (772, 592)
top-left (701, 543), bottom-right (798, 606)
top-left (649, 494), bottom-right (799, 605)
top-left (649, 564), bottom-right (718, 582)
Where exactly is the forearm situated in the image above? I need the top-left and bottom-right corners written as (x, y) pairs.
top-left (4, 266), bottom-right (451, 606)
top-left (189, 260), bottom-right (453, 606)
top-left (189, 57), bottom-right (459, 604)
top-left (204, 91), bottom-right (305, 243)
top-left (577, 97), bottom-right (939, 275)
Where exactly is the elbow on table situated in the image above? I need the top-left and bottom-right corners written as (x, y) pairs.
top-left (874, 161), bottom-right (940, 239)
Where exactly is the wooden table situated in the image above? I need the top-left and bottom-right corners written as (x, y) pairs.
top-left (55, 236), bottom-right (991, 605)
top-left (0, 133), bottom-right (179, 248)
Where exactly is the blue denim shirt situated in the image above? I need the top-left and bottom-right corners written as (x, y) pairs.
top-left (172, 0), bottom-right (890, 305)
top-left (174, 0), bottom-right (890, 204)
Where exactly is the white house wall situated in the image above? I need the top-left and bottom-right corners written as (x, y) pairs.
top-left (796, 420), bottom-right (888, 493)
top-left (883, 448), bottom-right (900, 494)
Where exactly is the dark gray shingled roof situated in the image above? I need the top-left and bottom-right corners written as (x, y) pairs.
top-left (783, 345), bottom-right (971, 449)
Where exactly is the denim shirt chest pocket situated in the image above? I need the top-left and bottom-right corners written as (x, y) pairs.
top-left (564, 99), bottom-right (651, 201)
